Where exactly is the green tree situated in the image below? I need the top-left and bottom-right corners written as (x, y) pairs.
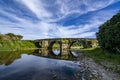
top-left (5, 33), bottom-right (23, 40)
top-left (16, 35), bottom-right (23, 40)
top-left (97, 12), bottom-right (120, 53)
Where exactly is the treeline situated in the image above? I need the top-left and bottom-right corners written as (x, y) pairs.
top-left (97, 12), bottom-right (120, 53)
top-left (0, 33), bottom-right (36, 51)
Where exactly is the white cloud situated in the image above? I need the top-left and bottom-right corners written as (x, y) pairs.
top-left (17, 0), bottom-right (120, 22)
top-left (0, 0), bottom-right (120, 39)
top-left (18, 0), bottom-right (52, 20)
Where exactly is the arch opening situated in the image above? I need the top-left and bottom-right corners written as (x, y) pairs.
top-left (48, 41), bottom-right (62, 56)
top-left (52, 41), bottom-right (61, 55)
top-left (52, 41), bottom-right (61, 49)
top-left (69, 41), bottom-right (84, 49)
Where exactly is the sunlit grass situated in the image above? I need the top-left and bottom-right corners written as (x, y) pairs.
top-left (0, 41), bottom-right (36, 51)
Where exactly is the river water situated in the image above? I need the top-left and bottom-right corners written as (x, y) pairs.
top-left (0, 49), bottom-right (94, 80)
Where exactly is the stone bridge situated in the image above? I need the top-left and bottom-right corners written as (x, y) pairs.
top-left (34, 38), bottom-right (98, 50)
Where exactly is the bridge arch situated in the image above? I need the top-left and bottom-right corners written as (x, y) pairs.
top-left (48, 40), bottom-right (62, 50)
top-left (68, 40), bottom-right (86, 49)
top-left (34, 41), bottom-right (42, 48)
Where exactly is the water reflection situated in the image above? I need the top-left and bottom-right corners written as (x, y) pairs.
top-left (0, 49), bottom-right (86, 80)
top-left (52, 49), bottom-right (60, 55)
top-left (0, 50), bottom-right (34, 66)
top-left (71, 51), bottom-right (78, 57)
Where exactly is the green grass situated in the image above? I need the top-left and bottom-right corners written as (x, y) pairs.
top-left (52, 43), bottom-right (60, 49)
top-left (0, 33), bottom-right (37, 51)
top-left (0, 40), bottom-right (36, 51)
top-left (82, 48), bottom-right (120, 74)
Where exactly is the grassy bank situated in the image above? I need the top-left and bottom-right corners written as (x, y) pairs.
top-left (0, 40), bottom-right (36, 51)
top-left (81, 48), bottom-right (120, 74)
top-left (0, 33), bottom-right (37, 51)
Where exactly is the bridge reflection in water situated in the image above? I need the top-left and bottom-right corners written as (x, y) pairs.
top-left (33, 49), bottom-right (78, 61)
top-left (0, 49), bottom-right (78, 66)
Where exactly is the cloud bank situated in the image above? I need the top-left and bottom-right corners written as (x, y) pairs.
top-left (0, 0), bottom-right (120, 39)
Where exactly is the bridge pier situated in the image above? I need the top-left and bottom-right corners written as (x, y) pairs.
top-left (41, 40), bottom-right (49, 49)
top-left (61, 40), bottom-right (69, 55)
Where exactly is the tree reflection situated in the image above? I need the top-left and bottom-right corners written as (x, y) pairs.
top-left (0, 49), bottom-right (78, 66)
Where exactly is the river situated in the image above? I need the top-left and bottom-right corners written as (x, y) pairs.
top-left (0, 49), bottom-right (101, 80)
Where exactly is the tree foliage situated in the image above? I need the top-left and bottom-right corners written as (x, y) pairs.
top-left (5, 33), bottom-right (23, 40)
top-left (5, 33), bottom-right (16, 37)
top-left (16, 35), bottom-right (23, 40)
top-left (96, 12), bottom-right (120, 53)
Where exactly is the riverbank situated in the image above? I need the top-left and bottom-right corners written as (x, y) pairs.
top-left (76, 48), bottom-right (120, 80)
top-left (0, 33), bottom-right (37, 51)
top-left (81, 48), bottom-right (120, 74)
top-left (0, 40), bottom-right (37, 51)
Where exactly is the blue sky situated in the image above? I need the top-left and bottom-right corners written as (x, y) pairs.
top-left (0, 0), bottom-right (120, 40)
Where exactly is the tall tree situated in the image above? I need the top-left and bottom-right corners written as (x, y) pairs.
top-left (97, 12), bottom-right (120, 53)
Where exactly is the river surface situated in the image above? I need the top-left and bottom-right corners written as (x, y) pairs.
top-left (0, 49), bottom-right (94, 80)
